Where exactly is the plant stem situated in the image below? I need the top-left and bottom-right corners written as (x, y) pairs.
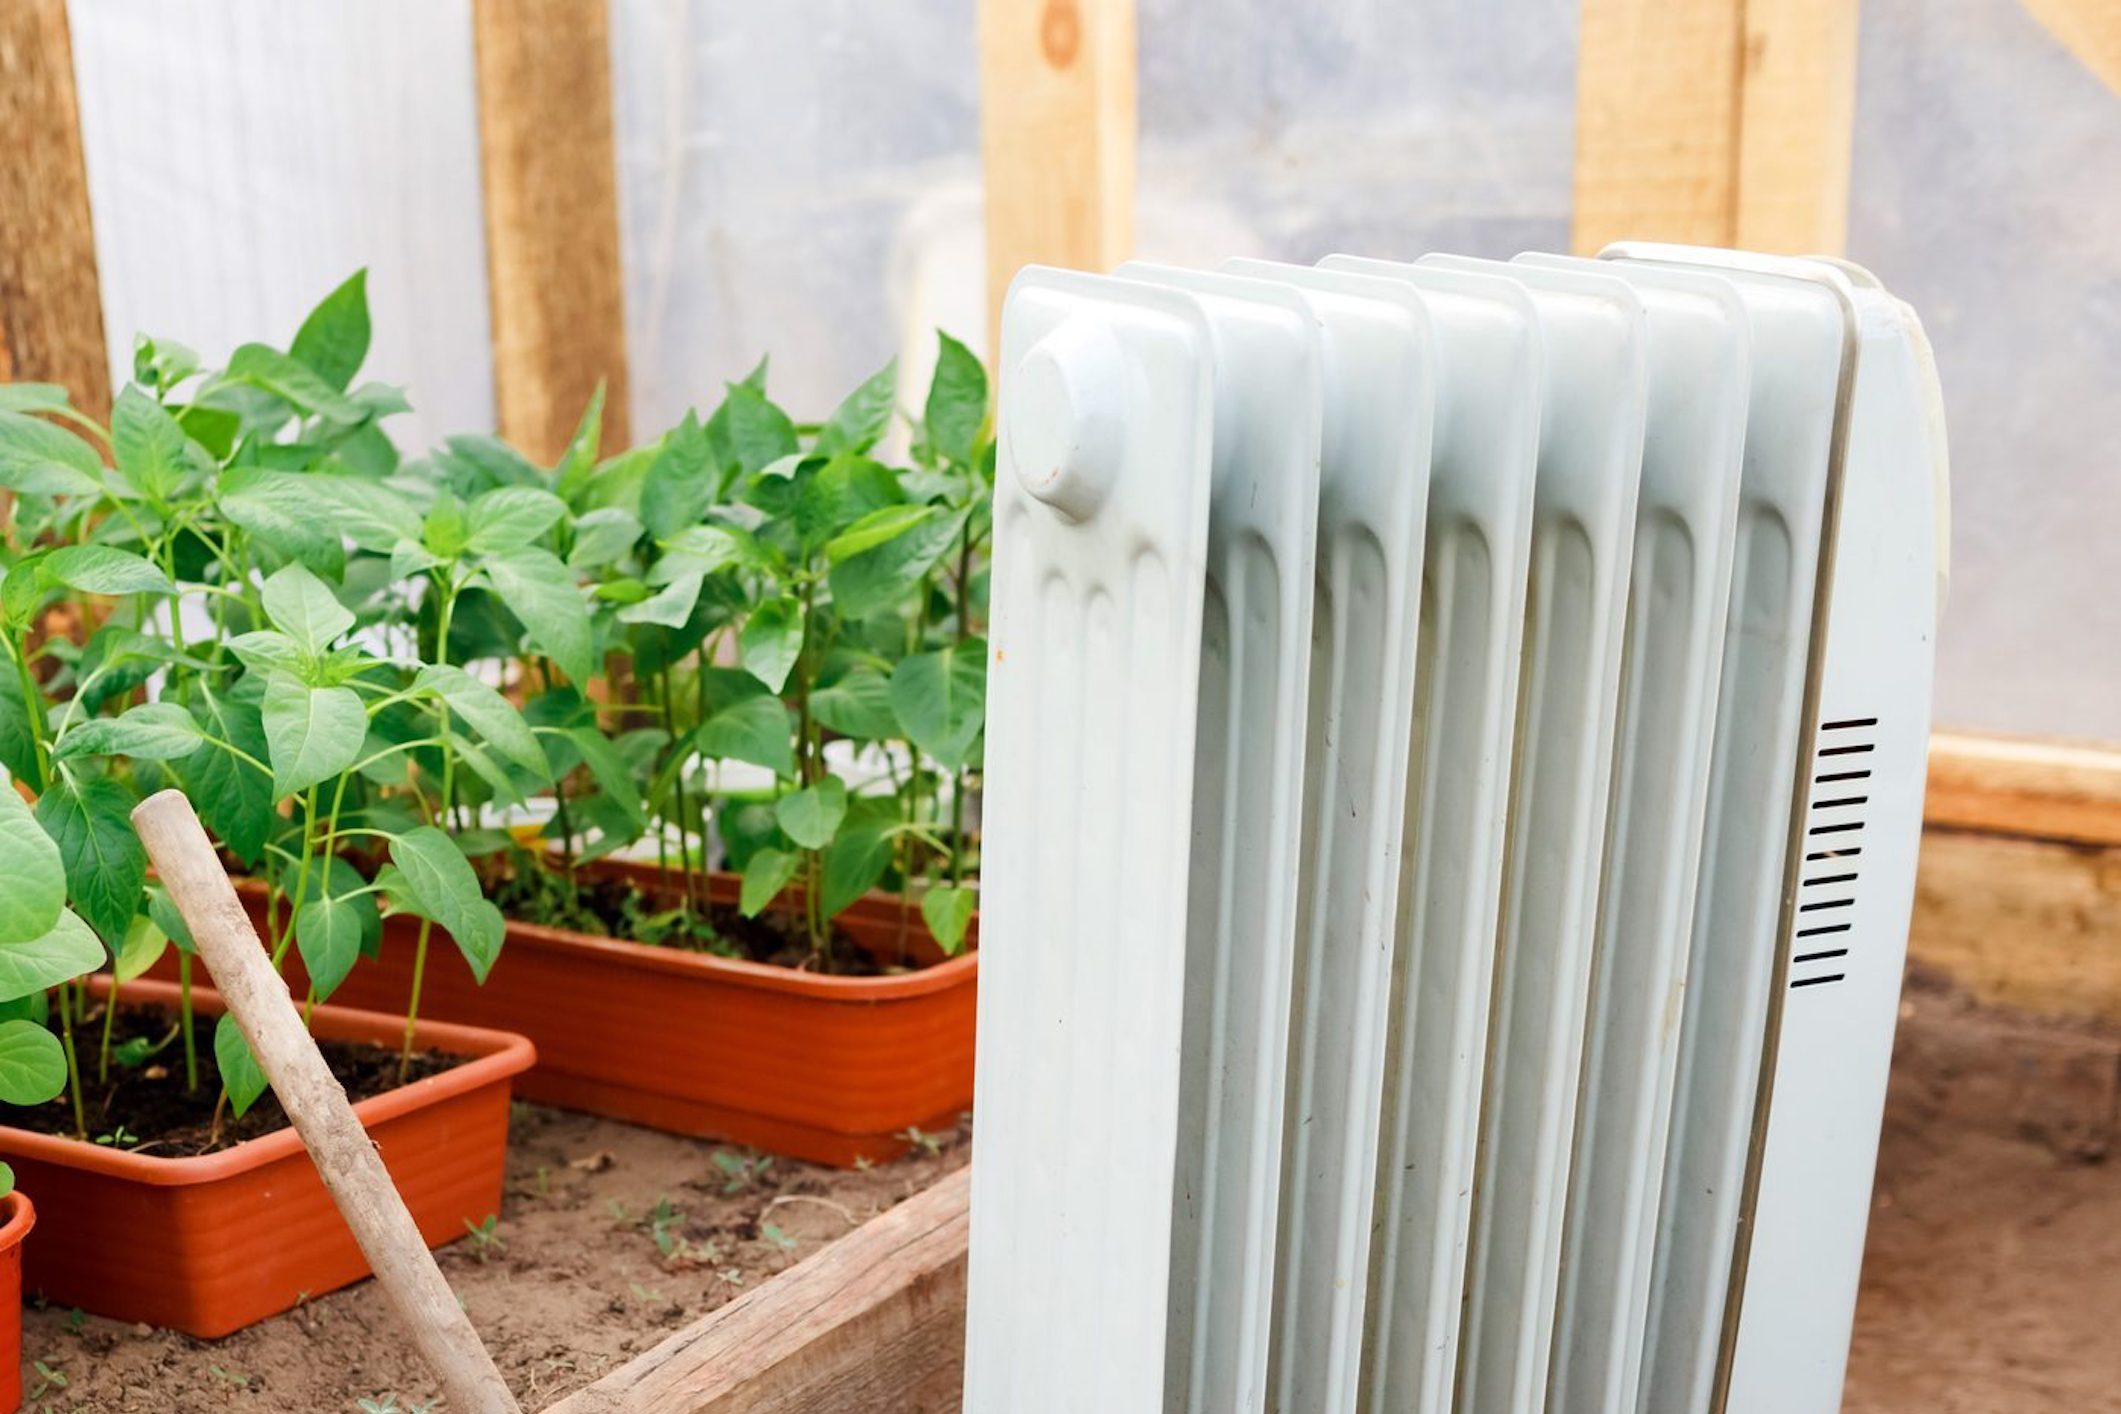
top-left (4, 638), bottom-right (51, 791)
top-left (57, 982), bottom-right (87, 1140)
top-left (399, 918), bottom-right (433, 1082)
top-left (97, 972), bottom-right (119, 1083)
top-left (178, 952), bottom-right (199, 1092)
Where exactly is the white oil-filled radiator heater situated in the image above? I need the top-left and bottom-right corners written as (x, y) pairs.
top-left (961, 245), bottom-right (1948, 1414)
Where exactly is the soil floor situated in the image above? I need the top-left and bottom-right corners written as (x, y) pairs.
top-left (16, 965), bottom-right (2121, 1411)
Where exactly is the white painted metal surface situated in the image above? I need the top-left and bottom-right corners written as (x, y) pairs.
top-left (1519, 255), bottom-right (1750, 1414)
top-left (964, 268), bottom-right (1215, 1414)
top-left (1401, 255), bottom-right (1645, 1414)
top-left (1310, 256), bottom-right (1544, 1414)
top-left (1215, 260), bottom-right (1458, 1414)
top-left (1113, 263), bottom-right (1324, 1414)
top-left (966, 244), bottom-right (1945, 1414)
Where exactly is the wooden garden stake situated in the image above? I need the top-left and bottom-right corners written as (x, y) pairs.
top-left (131, 789), bottom-right (524, 1414)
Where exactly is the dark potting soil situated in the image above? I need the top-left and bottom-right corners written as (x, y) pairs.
top-left (487, 865), bottom-right (901, 976)
top-left (2, 999), bottom-right (458, 1156)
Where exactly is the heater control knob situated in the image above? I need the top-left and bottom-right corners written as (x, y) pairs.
top-left (1008, 319), bottom-right (1125, 522)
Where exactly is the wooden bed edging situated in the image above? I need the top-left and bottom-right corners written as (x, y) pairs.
top-left (551, 1166), bottom-right (971, 1414)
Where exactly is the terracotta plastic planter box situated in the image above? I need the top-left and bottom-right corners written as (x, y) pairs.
top-left (0, 979), bottom-right (534, 1338)
top-left (202, 862), bottom-right (978, 1167)
top-left (0, 1191), bottom-right (31, 1414)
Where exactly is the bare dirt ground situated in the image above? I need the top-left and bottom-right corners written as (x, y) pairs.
top-left (18, 1106), bottom-right (969, 1411)
top-left (1845, 964), bottom-right (2121, 1412)
top-left (15, 964), bottom-right (2119, 1412)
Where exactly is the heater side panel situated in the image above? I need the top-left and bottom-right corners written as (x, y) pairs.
top-left (964, 270), bottom-right (1214, 1414)
top-left (1722, 269), bottom-right (1945, 1414)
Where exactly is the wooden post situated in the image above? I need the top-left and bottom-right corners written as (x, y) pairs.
top-left (1572, 0), bottom-right (1748, 256)
top-left (1732, 0), bottom-right (1862, 254)
top-left (978, 0), bottom-right (1137, 354)
top-left (0, 0), bottom-right (111, 422)
top-left (1572, 0), bottom-right (1858, 257)
top-left (471, 0), bottom-right (631, 463)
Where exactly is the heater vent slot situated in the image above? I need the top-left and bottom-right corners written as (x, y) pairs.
top-left (1788, 719), bottom-right (1878, 991)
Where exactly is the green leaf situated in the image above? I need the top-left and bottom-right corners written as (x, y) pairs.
top-left (820, 798), bottom-right (897, 916)
top-left (146, 884), bottom-right (197, 956)
top-left (795, 455), bottom-right (905, 550)
top-left (0, 673), bottom-right (35, 785)
top-left (0, 783), bottom-right (64, 945)
top-left (817, 360), bottom-right (898, 456)
top-left (290, 269), bottom-right (371, 391)
top-left (261, 563), bottom-right (355, 657)
top-left (227, 629), bottom-right (308, 676)
top-left (638, 411), bottom-right (712, 541)
top-left (694, 695), bottom-right (794, 779)
top-left (653, 523), bottom-right (770, 581)
top-left (480, 548), bottom-right (593, 684)
top-left (738, 596), bottom-right (805, 693)
top-left (810, 667), bottom-right (900, 740)
top-left (615, 571), bottom-right (703, 628)
top-left (215, 1013), bottom-right (269, 1117)
top-left (739, 847), bottom-right (802, 917)
top-left (564, 725), bottom-right (645, 829)
top-left (36, 776), bottom-right (144, 949)
top-left (261, 671), bottom-right (368, 797)
top-left (551, 383), bottom-right (607, 500)
top-left (0, 384), bottom-right (70, 415)
top-left (226, 342), bottom-right (365, 424)
top-left (388, 826), bottom-right (505, 983)
top-left (317, 475), bottom-right (426, 552)
top-left (924, 331), bottom-right (988, 465)
top-left (296, 893), bottom-right (371, 1000)
top-left (0, 409), bottom-right (104, 498)
top-left (180, 691), bottom-right (274, 865)
top-left (112, 385), bottom-right (196, 503)
top-left (921, 884), bottom-right (977, 955)
top-left (40, 545), bottom-right (174, 598)
top-left (0, 908), bottom-right (102, 1002)
top-left (51, 702), bottom-right (204, 763)
top-left (113, 912), bottom-right (169, 983)
top-left (415, 664), bottom-right (548, 778)
top-left (773, 776), bottom-right (847, 850)
top-left (825, 505), bottom-right (965, 620)
top-left (889, 638), bottom-right (987, 771)
top-left (218, 468), bottom-right (347, 577)
top-left (0, 1019), bottom-right (67, 1106)
top-left (718, 384), bottom-right (798, 478)
top-left (568, 507), bottom-right (644, 570)
top-left (466, 486), bottom-right (568, 554)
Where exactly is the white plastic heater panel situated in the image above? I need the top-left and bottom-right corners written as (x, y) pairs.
top-left (1219, 259), bottom-right (1449, 1414)
top-left (1517, 255), bottom-right (1750, 1414)
top-left (1313, 255), bottom-right (1543, 1414)
top-left (1704, 256), bottom-right (1944, 1414)
top-left (1115, 262), bottom-right (1325, 1414)
top-left (965, 268), bottom-right (1215, 1414)
top-left (1399, 255), bottom-right (1646, 1414)
top-left (1609, 254), bottom-right (1850, 1414)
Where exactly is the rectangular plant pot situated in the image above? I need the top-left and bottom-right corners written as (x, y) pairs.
top-left (209, 862), bottom-right (978, 1167)
top-left (0, 979), bottom-right (534, 1338)
top-left (0, 1191), bottom-right (31, 1414)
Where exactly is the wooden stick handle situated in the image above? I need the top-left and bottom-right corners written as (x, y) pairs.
top-left (132, 789), bottom-right (524, 1414)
